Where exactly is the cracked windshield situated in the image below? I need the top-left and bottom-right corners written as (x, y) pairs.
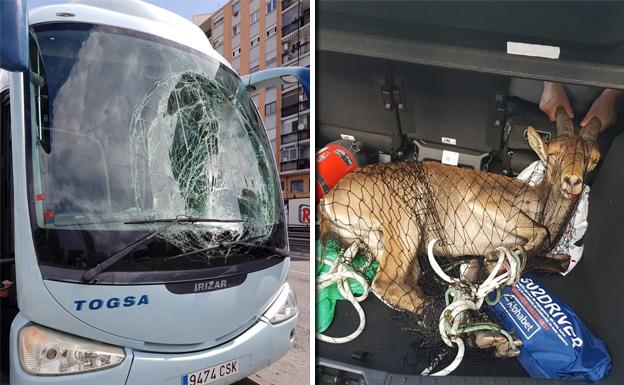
top-left (27, 24), bottom-right (283, 272)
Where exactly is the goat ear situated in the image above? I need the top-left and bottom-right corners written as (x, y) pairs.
top-left (527, 126), bottom-right (548, 162)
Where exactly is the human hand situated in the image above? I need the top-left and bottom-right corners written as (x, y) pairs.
top-left (0, 280), bottom-right (13, 298)
top-left (581, 89), bottom-right (623, 132)
top-left (540, 81), bottom-right (574, 121)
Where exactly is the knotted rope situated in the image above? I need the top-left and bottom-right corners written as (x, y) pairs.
top-left (316, 242), bottom-right (371, 344)
top-left (422, 239), bottom-right (523, 376)
top-left (316, 239), bottom-right (523, 377)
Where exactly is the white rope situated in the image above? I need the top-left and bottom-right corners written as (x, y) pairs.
top-left (316, 238), bottom-right (521, 370)
top-left (423, 239), bottom-right (522, 376)
top-left (316, 242), bottom-right (370, 344)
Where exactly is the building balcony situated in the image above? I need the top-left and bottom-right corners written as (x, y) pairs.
top-left (282, 0), bottom-right (298, 11)
top-left (281, 14), bottom-right (310, 38)
top-left (280, 158), bottom-right (310, 172)
top-left (281, 129), bottom-right (310, 145)
top-left (282, 42), bottom-right (310, 65)
top-left (281, 100), bottom-right (310, 117)
top-left (283, 52), bottom-right (309, 68)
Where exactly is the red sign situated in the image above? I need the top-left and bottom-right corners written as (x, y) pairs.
top-left (298, 204), bottom-right (310, 224)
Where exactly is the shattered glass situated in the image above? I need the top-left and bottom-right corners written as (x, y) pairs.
top-left (26, 23), bottom-right (284, 272)
top-left (129, 71), bottom-right (278, 251)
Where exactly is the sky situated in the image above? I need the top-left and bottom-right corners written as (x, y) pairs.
top-left (27, 0), bottom-right (227, 20)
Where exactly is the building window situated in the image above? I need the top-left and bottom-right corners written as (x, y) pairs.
top-left (265, 101), bottom-right (276, 116)
top-left (250, 10), bottom-right (259, 25)
top-left (291, 180), bottom-right (304, 193)
top-left (266, 0), bottom-right (276, 14)
top-left (232, 47), bottom-right (241, 58)
top-left (266, 25), bottom-right (277, 38)
top-left (250, 35), bottom-right (260, 47)
top-left (232, 1), bottom-right (240, 16)
top-left (265, 49), bottom-right (277, 67)
top-left (299, 143), bottom-right (310, 159)
top-left (281, 145), bottom-right (297, 162)
top-left (283, 6), bottom-right (299, 27)
top-left (266, 56), bottom-right (277, 67)
top-left (298, 114), bottom-right (309, 128)
top-left (250, 57), bottom-right (260, 73)
top-left (214, 16), bottom-right (224, 27)
top-left (280, 181), bottom-right (285, 191)
top-left (233, 23), bottom-right (240, 36)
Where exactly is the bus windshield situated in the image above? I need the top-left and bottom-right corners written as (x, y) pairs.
top-left (25, 23), bottom-right (285, 281)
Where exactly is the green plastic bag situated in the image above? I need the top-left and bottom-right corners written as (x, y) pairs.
top-left (316, 239), bottom-right (379, 333)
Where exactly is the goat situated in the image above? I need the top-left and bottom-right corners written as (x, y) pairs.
top-left (318, 107), bottom-right (601, 356)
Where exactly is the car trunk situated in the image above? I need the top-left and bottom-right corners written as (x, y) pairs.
top-left (316, 2), bottom-right (624, 384)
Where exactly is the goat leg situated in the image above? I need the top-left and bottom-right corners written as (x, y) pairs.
top-left (532, 253), bottom-right (572, 273)
top-left (473, 330), bottom-right (522, 358)
top-left (371, 222), bottom-right (425, 314)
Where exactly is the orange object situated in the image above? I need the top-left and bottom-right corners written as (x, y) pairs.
top-left (316, 142), bottom-right (362, 202)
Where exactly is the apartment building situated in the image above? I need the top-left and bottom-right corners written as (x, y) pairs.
top-left (193, 0), bottom-right (310, 207)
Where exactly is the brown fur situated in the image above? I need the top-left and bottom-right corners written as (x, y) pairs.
top-left (318, 123), bottom-right (600, 315)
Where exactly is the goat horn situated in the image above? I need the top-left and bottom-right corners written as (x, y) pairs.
top-left (555, 106), bottom-right (575, 137)
top-left (580, 116), bottom-right (601, 143)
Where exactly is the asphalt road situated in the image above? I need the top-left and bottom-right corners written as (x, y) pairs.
top-left (234, 256), bottom-right (311, 385)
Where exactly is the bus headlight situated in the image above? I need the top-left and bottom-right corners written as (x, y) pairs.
top-left (18, 324), bottom-right (125, 375)
top-left (262, 282), bottom-right (298, 324)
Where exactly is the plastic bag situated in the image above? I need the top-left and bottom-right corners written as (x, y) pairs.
top-left (489, 274), bottom-right (611, 381)
top-left (517, 161), bottom-right (589, 275)
top-left (315, 239), bottom-right (378, 333)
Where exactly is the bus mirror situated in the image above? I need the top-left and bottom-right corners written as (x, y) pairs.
top-left (241, 67), bottom-right (310, 98)
top-left (0, 0), bottom-right (29, 72)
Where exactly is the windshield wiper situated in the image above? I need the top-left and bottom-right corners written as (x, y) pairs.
top-left (124, 217), bottom-right (244, 224)
top-left (81, 216), bottom-right (243, 282)
top-left (162, 240), bottom-right (289, 262)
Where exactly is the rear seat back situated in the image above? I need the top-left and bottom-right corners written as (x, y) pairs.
top-left (394, 62), bottom-right (509, 153)
top-left (317, 51), bottom-right (399, 151)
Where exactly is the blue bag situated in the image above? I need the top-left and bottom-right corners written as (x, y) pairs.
top-left (488, 274), bottom-right (611, 382)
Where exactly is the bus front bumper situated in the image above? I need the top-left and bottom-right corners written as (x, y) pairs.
top-left (10, 312), bottom-right (297, 385)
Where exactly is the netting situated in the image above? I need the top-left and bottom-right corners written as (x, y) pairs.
top-left (318, 109), bottom-right (601, 368)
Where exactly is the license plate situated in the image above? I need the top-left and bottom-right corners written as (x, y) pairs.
top-left (182, 358), bottom-right (239, 385)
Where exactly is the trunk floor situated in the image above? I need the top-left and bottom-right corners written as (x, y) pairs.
top-left (317, 267), bottom-right (617, 378)
top-left (317, 292), bottom-right (528, 377)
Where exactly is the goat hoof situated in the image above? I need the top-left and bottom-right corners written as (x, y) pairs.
top-left (549, 253), bottom-right (572, 272)
top-left (473, 330), bottom-right (522, 359)
top-left (495, 338), bottom-right (522, 358)
top-left (484, 249), bottom-right (503, 263)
